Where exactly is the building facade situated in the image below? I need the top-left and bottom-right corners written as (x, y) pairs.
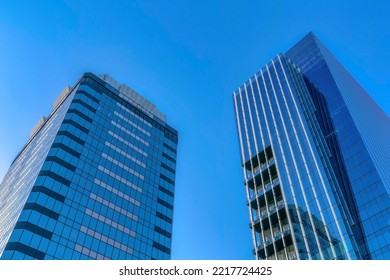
top-left (0, 73), bottom-right (178, 260)
top-left (233, 33), bottom-right (389, 260)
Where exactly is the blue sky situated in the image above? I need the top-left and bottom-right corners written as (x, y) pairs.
top-left (0, 0), bottom-right (388, 259)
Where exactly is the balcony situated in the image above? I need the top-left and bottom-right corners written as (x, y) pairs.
top-left (248, 179), bottom-right (281, 209)
top-left (288, 253), bottom-right (297, 260)
top-left (253, 225), bottom-right (293, 259)
top-left (250, 200), bottom-right (287, 232)
top-left (253, 236), bottom-right (274, 258)
top-left (244, 146), bottom-right (273, 172)
top-left (247, 157), bottom-right (275, 181)
top-left (245, 164), bottom-right (278, 190)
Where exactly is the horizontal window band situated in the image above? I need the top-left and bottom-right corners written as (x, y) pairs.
top-left (116, 102), bottom-right (152, 128)
top-left (156, 211), bottom-right (172, 224)
top-left (57, 131), bottom-right (85, 146)
top-left (154, 226), bottom-right (172, 238)
top-left (164, 129), bottom-right (178, 144)
top-left (5, 242), bottom-right (45, 259)
top-left (38, 170), bottom-right (71, 187)
top-left (31, 186), bottom-right (66, 203)
top-left (46, 156), bottom-right (76, 172)
top-left (97, 165), bottom-right (142, 193)
top-left (14, 221), bottom-right (53, 240)
top-left (108, 130), bottom-right (148, 157)
top-left (24, 203), bottom-right (60, 220)
top-left (62, 119), bottom-right (90, 134)
top-left (114, 111), bottom-right (151, 137)
top-left (74, 244), bottom-right (109, 260)
top-left (80, 75), bottom-right (178, 140)
top-left (104, 87), bottom-right (154, 127)
top-left (51, 143), bottom-right (81, 158)
top-left (80, 77), bottom-right (105, 94)
top-left (160, 174), bottom-right (175, 185)
top-left (104, 142), bottom-right (146, 169)
top-left (158, 185), bottom-right (174, 198)
top-left (80, 226), bottom-right (134, 255)
top-left (67, 108), bottom-right (93, 123)
top-left (72, 98), bottom-right (97, 113)
top-left (85, 208), bottom-right (136, 237)
top-left (111, 121), bottom-right (149, 147)
top-left (101, 152), bottom-right (144, 179)
top-left (163, 143), bottom-right (176, 154)
top-left (94, 178), bottom-right (141, 206)
top-left (76, 89), bottom-right (100, 104)
top-left (90, 192), bottom-right (139, 221)
top-left (161, 163), bottom-right (176, 175)
top-left (162, 153), bottom-right (176, 164)
top-left (152, 241), bottom-right (170, 255)
top-left (157, 198), bottom-right (173, 210)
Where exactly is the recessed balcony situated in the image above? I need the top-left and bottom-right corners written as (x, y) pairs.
top-left (243, 146), bottom-right (273, 172)
top-left (249, 199), bottom-right (287, 232)
top-left (245, 163), bottom-right (277, 190)
top-left (253, 225), bottom-right (293, 259)
top-left (248, 179), bottom-right (281, 209)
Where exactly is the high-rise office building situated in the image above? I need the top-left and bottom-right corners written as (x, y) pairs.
top-left (0, 73), bottom-right (178, 260)
top-left (233, 33), bottom-right (389, 260)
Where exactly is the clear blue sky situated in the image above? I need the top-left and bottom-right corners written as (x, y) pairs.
top-left (0, 0), bottom-right (388, 259)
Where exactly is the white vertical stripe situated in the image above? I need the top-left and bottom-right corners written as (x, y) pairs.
top-left (271, 58), bottom-right (337, 258)
top-left (233, 91), bottom-right (259, 260)
top-left (265, 63), bottom-right (324, 259)
top-left (257, 68), bottom-right (311, 259)
top-left (248, 77), bottom-right (293, 260)
top-left (243, 83), bottom-right (279, 258)
top-left (278, 55), bottom-right (351, 259)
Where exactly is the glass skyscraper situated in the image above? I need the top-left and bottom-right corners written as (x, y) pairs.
top-left (0, 73), bottom-right (178, 260)
top-left (233, 32), bottom-right (389, 260)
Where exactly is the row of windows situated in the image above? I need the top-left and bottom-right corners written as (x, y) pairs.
top-left (104, 142), bottom-right (146, 168)
top-left (97, 165), bottom-right (142, 193)
top-left (0, 88), bottom-right (76, 256)
top-left (79, 226), bottom-right (133, 254)
top-left (80, 76), bottom-right (177, 144)
top-left (85, 208), bottom-right (135, 237)
top-left (3, 78), bottom-right (176, 260)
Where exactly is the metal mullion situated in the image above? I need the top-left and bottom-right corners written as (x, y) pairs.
top-left (270, 170), bottom-right (289, 259)
top-left (248, 76), bottom-right (276, 260)
top-left (271, 58), bottom-right (328, 259)
top-left (233, 90), bottom-right (259, 260)
top-left (293, 79), bottom-right (338, 258)
top-left (242, 84), bottom-right (269, 259)
top-left (261, 65), bottom-right (311, 260)
top-left (267, 61), bottom-right (323, 259)
top-left (280, 56), bottom-right (349, 259)
top-left (254, 71), bottom-right (300, 260)
top-left (262, 67), bottom-right (293, 260)
top-left (244, 81), bottom-right (279, 260)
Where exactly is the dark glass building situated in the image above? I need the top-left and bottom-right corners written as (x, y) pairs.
top-left (0, 73), bottom-right (178, 260)
top-left (233, 33), bottom-right (389, 260)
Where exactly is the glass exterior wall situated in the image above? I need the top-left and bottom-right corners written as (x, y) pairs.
top-left (286, 33), bottom-right (389, 260)
top-left (234, 55), bottom-right (359, 260)
top-left (234, 33), bottom-right (389, 260)
top-left (0, 86), bottom-right (76, 257)
top-left (0, 73), bottom-right (178, 260)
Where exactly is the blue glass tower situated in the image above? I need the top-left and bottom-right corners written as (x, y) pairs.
top-left (0, 73), bottom-right (178, 260)
top-left (233, 33), bottom-right (389, 260)
top-left (286, 33), bottom-right (390, 260)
